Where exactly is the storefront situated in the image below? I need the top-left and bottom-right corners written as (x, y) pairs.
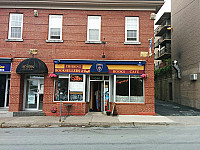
top-left (16, 58), bottom-right (48, 111)
top-left (0, 58), bottom-right (12, 108)
top-left (53, 59), bottom-right (146, 115)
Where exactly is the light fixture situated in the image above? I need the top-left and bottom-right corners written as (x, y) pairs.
top-left (102, 37), bottom-right (106, 58)
top-left (137, 62), bottom-right (143, 66)
top-left (167, 27), bottom-right (172, 31)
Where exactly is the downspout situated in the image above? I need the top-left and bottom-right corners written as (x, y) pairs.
top-left (173, 60), bottom-right (181, 79)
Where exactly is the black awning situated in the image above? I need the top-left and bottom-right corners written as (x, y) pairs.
top-left (16, 58), bottom-right (48, 74)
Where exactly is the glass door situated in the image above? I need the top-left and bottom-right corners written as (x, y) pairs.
top-left (4, 77), bottom-right (10, 107)
top-left (38, 80), bottom-right (44, 110)
top-left (24, 76), bottom-right (44, 110)
top-left (25, 79), bottom-right (39, 109)
top-left (104, 81), bottom-right (109, 111)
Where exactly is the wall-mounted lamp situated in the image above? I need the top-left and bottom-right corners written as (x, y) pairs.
top-left (102, 37), bottom-right (106, 58)
top-left (34, 10), bottom-right (38, 17)
top-left (137, 62), bottom-right (143, 66)
top-left (167, 27), bottom-right (173, 31)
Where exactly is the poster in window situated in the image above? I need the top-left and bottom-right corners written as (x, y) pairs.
top-left (28, 94), bottom-right (35, 104)
top-left (69, 92), bottom-right (83, 101)
top-left (69, 82), bottom-right (84, 91)
top-left (70, 75), bottom-right (83, 82)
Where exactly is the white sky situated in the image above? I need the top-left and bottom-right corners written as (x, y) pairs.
top-left (154, 0), bottom-right (171, 28)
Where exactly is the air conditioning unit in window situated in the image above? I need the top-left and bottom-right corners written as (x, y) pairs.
top-left (190, 74), bottom-right (197, 81)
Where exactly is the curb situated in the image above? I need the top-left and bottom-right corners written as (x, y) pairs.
top-left (0, 122), bottom-right (179, 128)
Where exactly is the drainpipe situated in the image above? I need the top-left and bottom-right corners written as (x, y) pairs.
top-left (173, 60), bottom-right (181, 79)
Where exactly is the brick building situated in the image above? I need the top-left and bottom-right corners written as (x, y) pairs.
top-left (0, 0), bottom-right (164, 116)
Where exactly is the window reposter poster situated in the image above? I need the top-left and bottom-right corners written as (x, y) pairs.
top-left (28, 94), bottom-right (35, 104)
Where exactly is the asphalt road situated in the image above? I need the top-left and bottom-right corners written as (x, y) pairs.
top-left (155, 99), bottom-right (200, 116)
top-left (1, 126), bottom-right (200, 150)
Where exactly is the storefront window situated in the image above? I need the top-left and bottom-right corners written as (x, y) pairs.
top-left (116, 75), bottom-right (144, 103)
top-left (130, 78), bottom-right (144, 102)
top-left (54, 74), bottom-right (85, 102)
top-left (54, 78), bottom-right (68, 101)
top-left (69, 75), bottom-right (84, 101)
top-left (116, 78), bottom-right (129, 102)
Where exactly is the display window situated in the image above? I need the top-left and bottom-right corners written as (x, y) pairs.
top-left (54, 74), bottom-right (85, 102)
top-left (115, 75), bottom-right (144, 103)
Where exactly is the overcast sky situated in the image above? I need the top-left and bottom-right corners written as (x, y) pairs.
top-left (154, 0), bottom-right (171, 28)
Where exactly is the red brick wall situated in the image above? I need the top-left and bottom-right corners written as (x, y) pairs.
top-left (0, 8), bottom-right (154, 115)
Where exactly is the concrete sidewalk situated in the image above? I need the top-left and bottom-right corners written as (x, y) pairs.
top-left (0, 112), bottom-right (184, 128)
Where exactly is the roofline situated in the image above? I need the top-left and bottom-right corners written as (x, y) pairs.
top-left (155, 12), bottom-right (171, 25)
top-left (0, 0), bottom-right (164, 13)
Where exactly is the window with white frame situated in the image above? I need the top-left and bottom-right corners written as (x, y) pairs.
top-left (116, 75), bottom-right (144, 103)
top-left (48, 15), bottom-right (63, 40)
top-left (8, 14), bottom-right (23, 39)
top-left (87, 16), bottom-right (101, 41)
top-left (125, 17), bottom-right (139, 42)
top-left (54, 74), bottom-right (85, 102)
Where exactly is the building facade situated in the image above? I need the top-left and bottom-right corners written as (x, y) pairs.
top-left (172, 0), bottom-right (200, 109)
top-left (154, 12), bottom-right (172, 101)
top-left (0, 0), bottom-right (164, 116)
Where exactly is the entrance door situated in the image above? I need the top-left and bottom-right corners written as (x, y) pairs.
top-left (4, 77), bottom-right (10, 107)
top-left (90, 81), bottom-right (102, 112)
top-left (25, 77), bottom-right (44, 110)
top-left (0, 75), bottom-right (6, 107)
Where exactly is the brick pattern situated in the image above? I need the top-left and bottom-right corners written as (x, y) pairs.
top-left (0, 8), bottom-right (155, 115)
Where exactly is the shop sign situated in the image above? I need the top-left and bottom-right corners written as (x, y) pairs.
top-left (0, 63), bottom-right (11, 72)
top-left (55, 64), bottom-right (144, 75)
top-left (55, 64), bottom-right (91, 74)
top-left (22, 64), bottom-right (35, 71)
top-left (70, 75), bottom-right (83, 82)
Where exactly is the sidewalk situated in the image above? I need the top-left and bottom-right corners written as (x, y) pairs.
top-left (0, 112), bottom-right (180, 128)
top-left (1, 99), bottom-right (200, 128)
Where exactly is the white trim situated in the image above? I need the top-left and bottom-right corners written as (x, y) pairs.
top-left (125, 17), bottom-right (139, 42)
top-left (48, 15), bottom-right (63, 40)
top-left (8, 13), bottom-right (23, 40)
top-left (115, 75), bottom-right (145, 103)
top-left (4, 75), bottom-right (10, 108)
top-left (53, 74), bottom-right (85, 102)
top-left (87, 16), bottom-right (101, 42)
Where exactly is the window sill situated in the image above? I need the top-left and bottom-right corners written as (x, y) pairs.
top-left (46, 40), bottom-right (63, 43)
top-left (124, 41), bottom-right (141, 45)
top-left (5, 39), bottom-right (24, 42)
top-left (85, 41), bottom-right (102, 44)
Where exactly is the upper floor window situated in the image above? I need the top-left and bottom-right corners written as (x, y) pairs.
top-left (48, 15), bottom-right (63, 40)
top-left (125, 17), bottom-right (139, 42)
top-left (87, 16), bottom-right (101, 41)
top-left (8, 14), bottom-right (23, 39)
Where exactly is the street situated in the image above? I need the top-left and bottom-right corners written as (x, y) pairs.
top-left (1, 126), bottom-right (200, 150)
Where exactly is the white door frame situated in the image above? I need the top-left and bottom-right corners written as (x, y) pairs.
top-left (4, 75), bottom-right (10, 108)
top-left (23, 76), bottom-right (44, 111)
top-left (89, 75), bottom-right (110, 112)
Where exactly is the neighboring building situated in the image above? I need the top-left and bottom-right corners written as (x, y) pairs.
top-left (154, 12), bottom-right (172, 101)
top-left (0, 0), bottom-right (164, 116)
top-left (172, 0), bottom-right (200, 109)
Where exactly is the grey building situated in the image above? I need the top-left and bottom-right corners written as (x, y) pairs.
top-left (172, 0), bottom-right (200, 109)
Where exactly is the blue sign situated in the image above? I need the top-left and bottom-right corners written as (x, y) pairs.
top-left (90, 62), bottom-right (109, 73)
top-left (0, 63), bottom-right (11, 72)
